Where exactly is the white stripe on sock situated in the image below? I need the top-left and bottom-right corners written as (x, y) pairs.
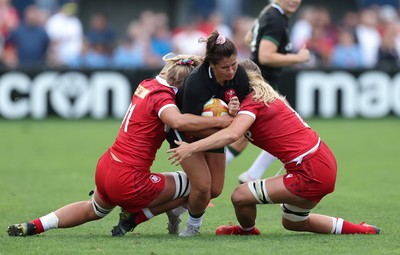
top-left (39, 212), bottom-right (59, 230)
top-left (335, 218), bottom-right (344, 234)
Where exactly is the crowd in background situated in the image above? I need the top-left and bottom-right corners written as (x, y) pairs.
top-left (1, 0), bottom-right (400, 70)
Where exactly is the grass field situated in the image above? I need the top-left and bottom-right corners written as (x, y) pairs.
top-left (0, 117), bottom-right (399, 255)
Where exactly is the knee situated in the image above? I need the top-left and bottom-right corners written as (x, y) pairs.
top-left (87, 201), bottom-right (102, 221)
top-left (210, 186), bottom-right (223, 199)
top-left (191, 184), bottom-right (211, 200)
top-left (91, 198), bottom-right (113, 220)
top-left (230, 187), bottom-right (248, 206)
top-left (280, 204), bottom-right (311, 231)
top-left (281, 218), bottom-right (308, 231)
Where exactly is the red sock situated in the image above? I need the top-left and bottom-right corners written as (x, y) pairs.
top-left (134, 211), bottom-right (149, 225)
top-left (31, 218), bottom-right (44, 234)
top-left (341, 220), bottom-right (375, 234)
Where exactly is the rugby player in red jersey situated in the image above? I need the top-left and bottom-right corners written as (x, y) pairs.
top-left (167, 59), bottom-right (380, 236)
top-left (7, 54), bottom-right (233, 237)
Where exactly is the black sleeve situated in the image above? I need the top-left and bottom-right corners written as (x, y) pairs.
top-left (260, 13), bottom-right (285, 45)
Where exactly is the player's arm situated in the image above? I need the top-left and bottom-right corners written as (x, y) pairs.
top-left (160, 105), bottom-right (232, 131)
top-left (258, 39), bottom-right (308, 67)
top-left (167, 114), bottom-right (254, 164)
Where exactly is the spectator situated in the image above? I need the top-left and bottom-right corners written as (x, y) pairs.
top-left (138, 10), bottom-right (166, 68)
top-left (45, 2), bottom-right (83, 67)
top-left (149, 12), bottom-right (173, 67)
top-left (69, 39), bottom-right (110, 69)
top-left (197, 11), bottom-right (233, 39)
top-left (0, 0), bottom-right (19, 38)
top-left (112, 19), bottom-right (158, 69)
top-left (355, 8), bottom-right (381, 68)
top-left (86, 11), bottom-right (116, 56)
top-left (6, 5), bottom-right (50, 68)
top-left (306, 7), bottom-right (337, 67)
top-left (291, 5), bottom-right (315, 52)
top-left (171, 19), bottom-right (207, 55)
top-left (376, 21), bottom-right (400, 69)
top-left (330, 28), bottom-right (363, 68)
top-left (112, 21), bottom-right (145, 69)
top-left (231, 16), bottom-right (253, 59)
top-left (0, 0), bottom-right (20, 66)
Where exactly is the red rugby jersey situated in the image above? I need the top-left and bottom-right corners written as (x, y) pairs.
top-left (110, 76), bottom-right (177, 169)
top-left (238, 97), bottom-right (319, 163)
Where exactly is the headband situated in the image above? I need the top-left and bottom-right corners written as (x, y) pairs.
top-left (216, 34), bottom-right (226, 45)
top-left (176, 58), bottom-right (194, 65)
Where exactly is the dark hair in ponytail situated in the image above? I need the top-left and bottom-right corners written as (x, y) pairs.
top-left (200, 30), bottom-right (237, 65)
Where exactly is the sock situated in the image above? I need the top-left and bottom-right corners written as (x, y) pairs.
top-left (31, 218), bottom-right (44, 234)
top-left (226, 146), bottom-right (240, 165)
top-left (33, 212), bottom-right (59, 234)
top-left (331, 217), bottom-right (373, 234)
top-left (239, 225), bottom-right (255, 232)
top-left (134, 208), bottom-right (153, 225)
top-left (246, 150), bottom-right (277, 179)
top-left (171, 206), bottom-right (187, 216)
top-left (187, 211), bottom-right (204, 228)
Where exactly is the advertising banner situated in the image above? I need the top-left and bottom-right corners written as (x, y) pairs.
top-left (0, 69), bottom-right (399, 119)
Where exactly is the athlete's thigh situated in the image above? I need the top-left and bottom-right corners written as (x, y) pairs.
top-left (265, 176), bottom-right (316, 209)
top-left (180, 151), bottom-right (211, 191)
top-left (93, 188), bottom-right (115, 210)
top-left (148, 173), bottom-right (176, 207)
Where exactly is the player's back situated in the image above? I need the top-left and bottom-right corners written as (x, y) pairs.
top-left (110, 78), bottom-right (176, 169)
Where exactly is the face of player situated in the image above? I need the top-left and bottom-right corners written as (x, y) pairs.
top-left (210, 55), bottom-right (238, 85)
top-left (277, 0), bottom-right (302, 16)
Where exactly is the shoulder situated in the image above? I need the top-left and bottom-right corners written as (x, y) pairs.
top-left (262, 7), bottom-right (286, 26)
top-left (139, 78), bottom-right (172, 95)
top-left (185, 65), bottom-right (210, 89)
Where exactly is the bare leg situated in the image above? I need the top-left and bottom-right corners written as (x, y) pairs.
top-left (230, 175), bottom-right (380, 235)
top-left (226, 136), bottom-right (249, 165)
top-left (205, 152), bottom-right (226, 198)
top-left (228, 136), bottom-right (249, 152)
top-left (180, 152), bottom-right (211, 215)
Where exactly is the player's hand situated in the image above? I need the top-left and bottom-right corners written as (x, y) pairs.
top-left (228, 96), bottom-right (240, 116)
top-left (297, 44), bottom-right (310, 63)
top-left (167, 140), bottom-right (194, 165)
top-left (217, 115), bottom-right (234, 128)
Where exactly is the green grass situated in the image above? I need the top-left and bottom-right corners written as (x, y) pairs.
top-left (0, 117), bottom-right (399, 255)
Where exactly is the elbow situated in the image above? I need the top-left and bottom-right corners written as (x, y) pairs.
top-left (227, 131), bottom-right (243, 143)
top-left (169, 119), bottom-right (185, 130)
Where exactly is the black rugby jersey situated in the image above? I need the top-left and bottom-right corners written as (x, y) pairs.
top-left (250, 3), bottom-right (291, 88)
top-left (177, 62), bottom-right (250, 116)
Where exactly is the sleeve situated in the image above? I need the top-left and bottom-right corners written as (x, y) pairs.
top-left (148, 89), bottom-right (176, 117)
top-left (237, 96), bottom-right (257, 120)
top-left (261, 14), bottom-right (286, 46)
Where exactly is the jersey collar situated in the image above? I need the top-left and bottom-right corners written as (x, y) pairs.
top-left (208, 66), bottom-right (213, 79)
top-left (156, 75), bottom-right (178, 94)
top-left (272, 3), bottom-right (285, 15)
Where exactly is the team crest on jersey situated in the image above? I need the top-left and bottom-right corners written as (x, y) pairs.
top-left (135, 84), bottom-right (150, 99)
top-left (149, 174), bottom-right (161, 183)
top-left (225, 89), bottom-right (236, 102)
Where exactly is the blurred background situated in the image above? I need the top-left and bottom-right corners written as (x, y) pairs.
top-left (0, 0), bottom-right (399, 120)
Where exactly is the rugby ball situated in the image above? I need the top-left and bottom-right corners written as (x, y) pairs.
top-left (201, 98), bottom-right (229, 117)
